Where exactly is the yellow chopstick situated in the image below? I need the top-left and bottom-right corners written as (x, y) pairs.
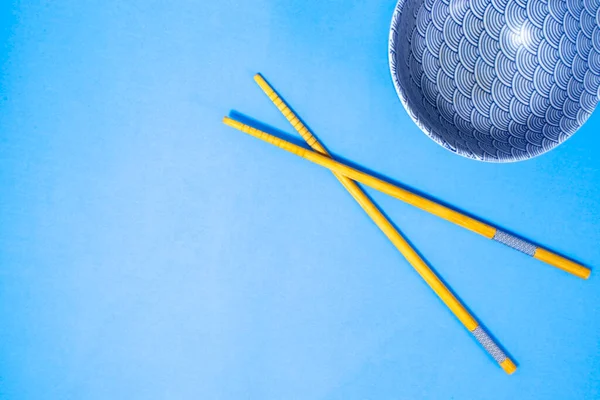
top-left (222, 115), bottom-right (591, 280)
top-left (244, 74), bottom-right (516, 374)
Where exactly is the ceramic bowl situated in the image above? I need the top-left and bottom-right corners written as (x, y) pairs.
top-left (389, 0), bottom-right (600, 162)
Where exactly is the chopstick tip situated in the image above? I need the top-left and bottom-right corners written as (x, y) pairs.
top-left (582, 268), bottom-right (591, 280)
top-left (500, 359), bottom-right (517, 375)
top-left (222, 116), bottom-right (234, 126)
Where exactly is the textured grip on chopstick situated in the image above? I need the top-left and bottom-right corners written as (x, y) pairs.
top-left (493, 230), bottom-right (537, 256)
top-left (472, 326), bottom-right (517, 374)
top-left (493, 230), bottom-right (591, 279)
top-left (471, 326), bottom-right (507, 363)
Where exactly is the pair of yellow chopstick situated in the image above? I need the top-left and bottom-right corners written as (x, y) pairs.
top-left (223, 73), bottom-right (591, 374)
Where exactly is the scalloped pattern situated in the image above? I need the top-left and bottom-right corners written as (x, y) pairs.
top-left (389, 0), bottom-right (600, 162)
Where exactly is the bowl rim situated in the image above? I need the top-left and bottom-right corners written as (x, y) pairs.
top-left (386, 0), bottom-right (587, 163)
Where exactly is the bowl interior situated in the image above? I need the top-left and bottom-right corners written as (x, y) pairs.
top-left (389, 0), bottom-right (600, 162)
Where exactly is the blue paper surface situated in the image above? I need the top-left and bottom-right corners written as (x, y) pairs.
top-left (1, 1), bottom-right (600, 399)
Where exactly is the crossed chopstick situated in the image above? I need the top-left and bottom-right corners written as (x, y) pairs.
top-left (223, 73), bottom-right (592, 374)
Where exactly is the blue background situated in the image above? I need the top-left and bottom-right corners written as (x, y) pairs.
top-left (1, 1), bottom-right (600, 399)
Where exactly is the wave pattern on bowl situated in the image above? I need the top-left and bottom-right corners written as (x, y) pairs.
top-left (389, 0), bottom-right (600, 162)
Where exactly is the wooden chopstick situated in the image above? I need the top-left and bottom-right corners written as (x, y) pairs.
top-left (222, 112), bottom-right (591, 281)
top-left (238, 74), bottom-right (517, 374)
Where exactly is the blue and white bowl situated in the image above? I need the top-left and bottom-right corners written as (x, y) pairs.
top-left (389, 0), bottom-right (600, 162)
